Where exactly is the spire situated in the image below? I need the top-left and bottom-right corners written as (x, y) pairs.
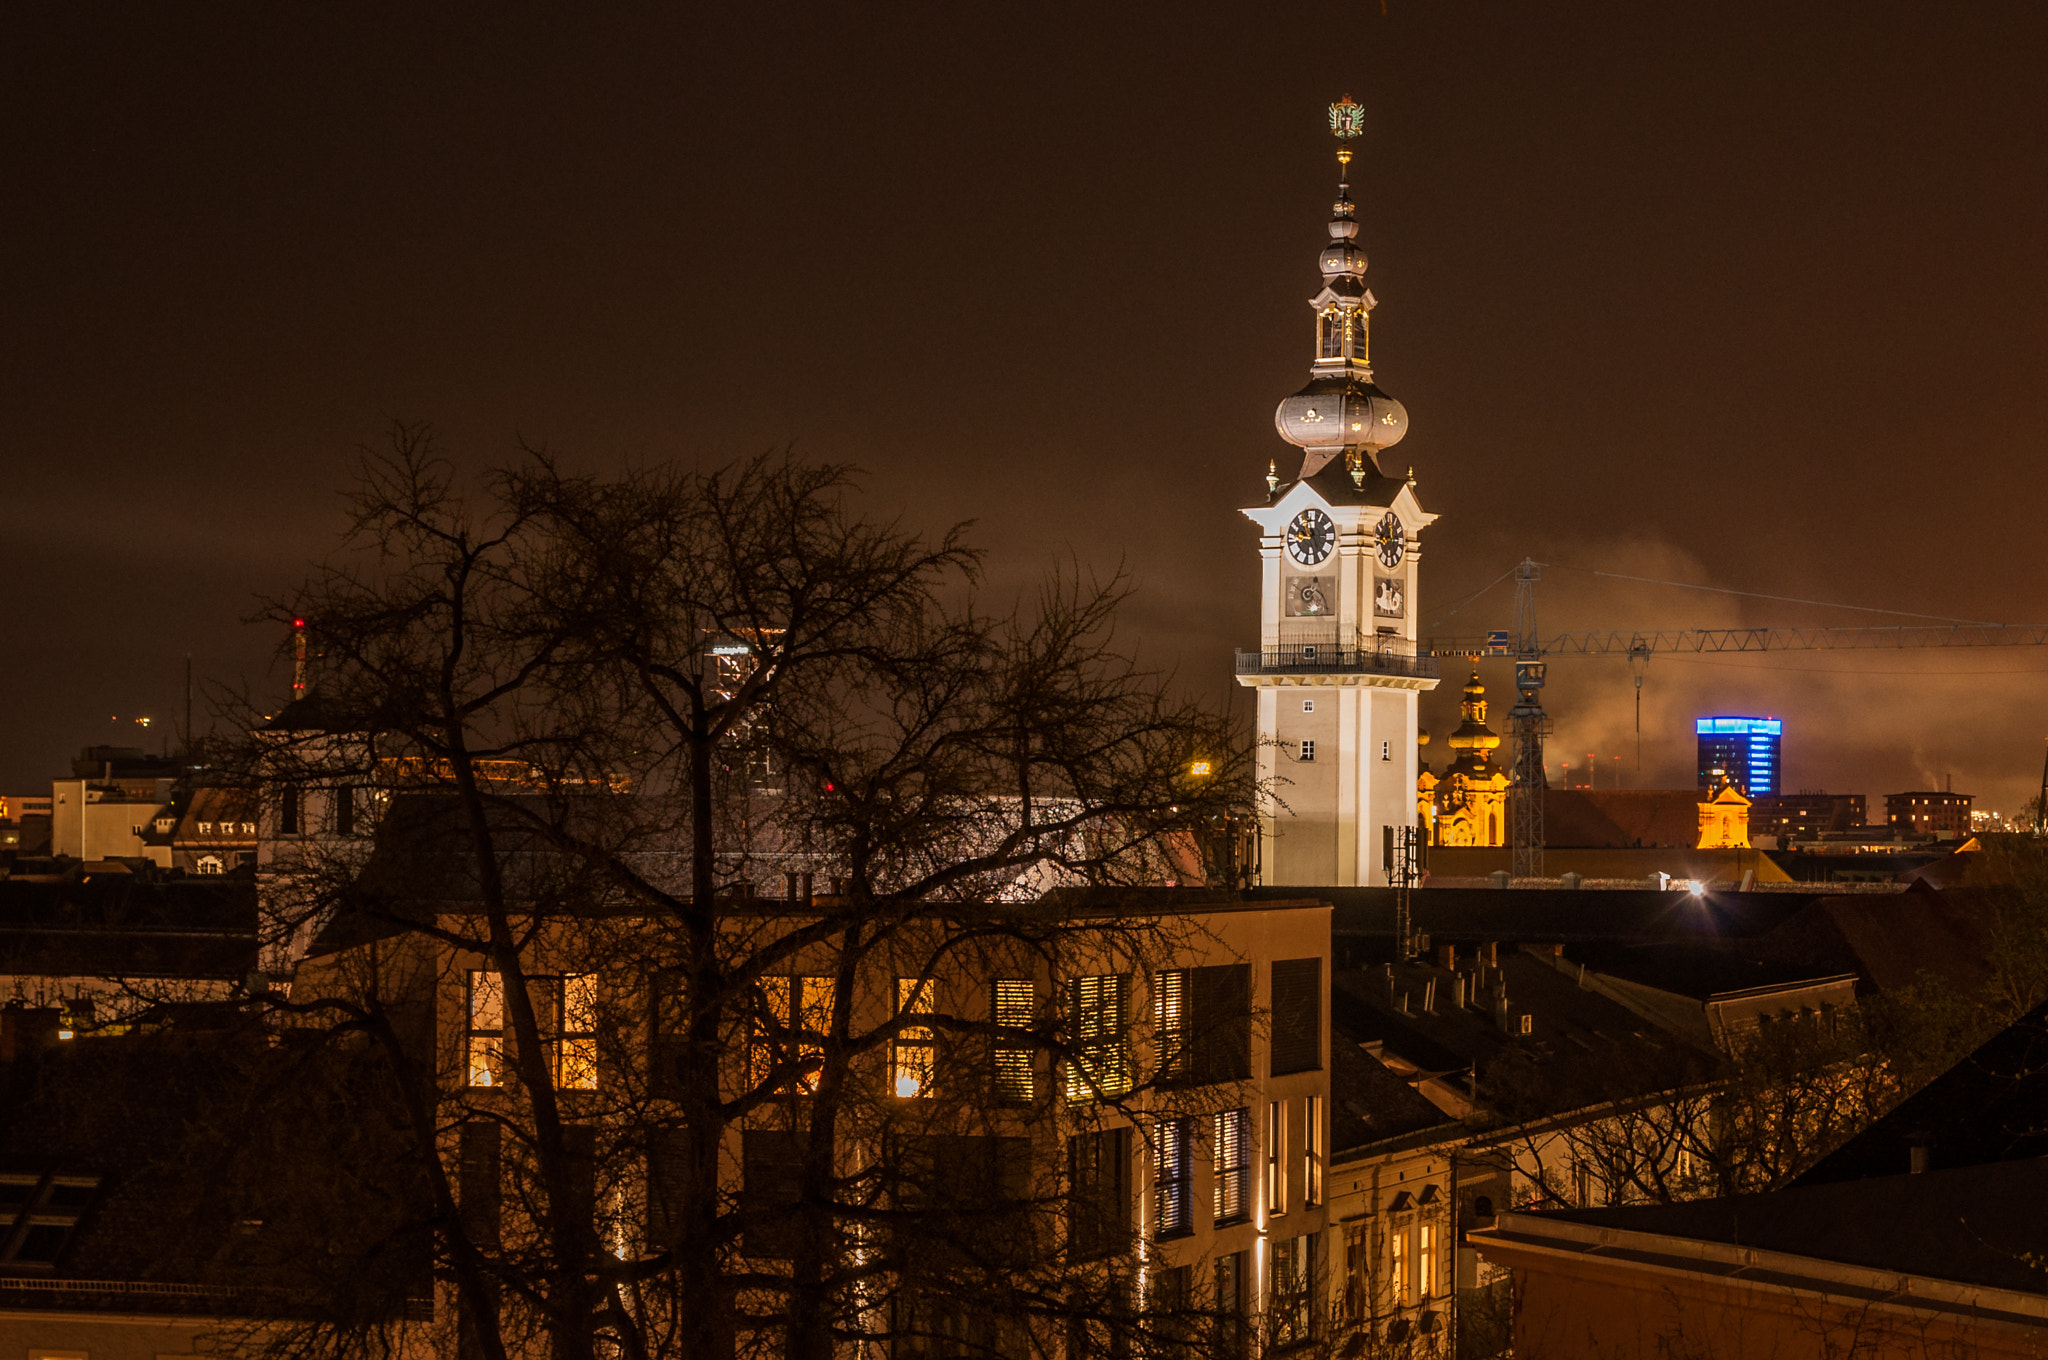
top-left (1272, 98), bottom-right (1409, 474)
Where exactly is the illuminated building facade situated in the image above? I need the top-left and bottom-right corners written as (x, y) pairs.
top-left (1750, 792), bottom-right (1864, 841)
top-left (1238, 103), bottom-right (1440, 887)
top-left (1695, 716), bottom-right (1781, 798)
top-left (1886, 790), bottom-right (1974, 837)
top-left (1695, 773), bottom-right (1752, 849)
top-left (1417, 672), bottom-right (1509, 847)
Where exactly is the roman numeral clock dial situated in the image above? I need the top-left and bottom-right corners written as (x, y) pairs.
top-left (1375, 512), bottom-right (1406, 568)
top-left (1286, 508), bottom-right (1335, 565)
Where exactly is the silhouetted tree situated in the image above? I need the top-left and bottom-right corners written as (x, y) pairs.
top-left (207, 426), bottom-right (1256, 1360)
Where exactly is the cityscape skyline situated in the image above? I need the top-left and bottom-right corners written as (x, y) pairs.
top-left (4, 4), bottom-right (2046, 813)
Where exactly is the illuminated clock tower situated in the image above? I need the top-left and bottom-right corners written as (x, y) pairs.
top-left (1238, 99), bottom-right (1440, 887)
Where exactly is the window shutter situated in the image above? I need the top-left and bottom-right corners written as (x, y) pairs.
top-left (1270, 958), bottom-right (1322, 1076)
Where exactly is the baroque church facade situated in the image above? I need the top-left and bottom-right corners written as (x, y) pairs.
top-left (1238, 110), bottom-right (1442, 887)
top-left (1417, 672), bottom-right (1510, 848)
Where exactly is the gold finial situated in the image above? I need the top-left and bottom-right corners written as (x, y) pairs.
top-left (1266, 459), bottom-right (1280, 497)
top-left (1348, 448), bottom-right (1366, 490)
top-left (1406, 466), bottom-right (1417, 487)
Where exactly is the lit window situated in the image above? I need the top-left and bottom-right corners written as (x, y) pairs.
top-left (993, 978), bottom-right (1035, 1102)
top-left (557, 974), bottom-right (598, 1090)
top-left (196, 855), bottom-right (223, 875)
top-left (198, 822), bottom-right (213, 835)
top-left (1419, 1222), bottom-right (1437, 1298)
top-left (1066, 974), bottom-right (1131, 1102)
top-left (1213, 1107), bottom-right (1250, 1223)
top-left (1268, 1099), bottom-right (1287, 1215)
top-left (1154, 1117), bottom-right (1192, 1237)
top-left (467, 970), bottom-right (503, 1087)
top-left (1299, 739), bottom-right (1316, 762)
top-left (893, 976), bottom-right (935, 1098)
top-left (1154, 968), bottom-right (1189, 1083)
top-left (1391, 1227), bottom-right (1408, 1304)
top-left (1303, 1095), bottom-right (1324, 1206)
top-left (242, 821), bottom-right (256, 835)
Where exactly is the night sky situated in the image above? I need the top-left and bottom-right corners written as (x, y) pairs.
top-left (6, 3), bottom-right (2048, 816)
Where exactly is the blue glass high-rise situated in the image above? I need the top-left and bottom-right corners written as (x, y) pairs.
top-left (1696, 716), bottom-right (1781, 798)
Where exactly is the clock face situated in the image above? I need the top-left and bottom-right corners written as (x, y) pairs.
top-left (1375, 512), bottom-right (1406, 568)
top-left (1286, 508), bottom-right (1335, 566)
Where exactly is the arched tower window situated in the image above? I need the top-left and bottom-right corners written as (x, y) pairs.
top-left (1348, 312), bottom-right (1369, 365)
top-left (1488, 813), bottom-right (1499, 845)
top-left (1319, 312), bottom-right (1343, 359)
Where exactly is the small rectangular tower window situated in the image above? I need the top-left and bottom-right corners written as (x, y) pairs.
top-left (1301, 699), bottom-right (1315, 713)
top-left (1380, 739), bottom-right (1391, 762)
top-left (1298, 740), bottom-right (1316, 762)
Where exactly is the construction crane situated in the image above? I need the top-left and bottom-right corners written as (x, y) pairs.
top-left (1434, 558), bottom-right (2048, 877)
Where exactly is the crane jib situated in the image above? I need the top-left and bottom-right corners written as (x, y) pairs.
top-left (1431, 624), bottom-right (2048, 658)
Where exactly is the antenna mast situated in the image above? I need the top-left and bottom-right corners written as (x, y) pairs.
top-left (1508, 558), bottom-right (1550, 879)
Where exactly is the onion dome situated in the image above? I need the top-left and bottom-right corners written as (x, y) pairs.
top-left (1445, 672), bottom-right (1502, 770)
top-left (1273, 103), bottom-right (1408, 460)
top-left (1275, 378), bottom-right (1409, 451)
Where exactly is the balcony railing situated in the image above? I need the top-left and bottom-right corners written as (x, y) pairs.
top-left (1235, 639), bottom-right (1441, 680)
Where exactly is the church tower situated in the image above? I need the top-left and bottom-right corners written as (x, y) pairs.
top-left (1238, 100), bottom-right (1441, 887)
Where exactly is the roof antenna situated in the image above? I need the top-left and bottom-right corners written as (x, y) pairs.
top-left (292, 618), bottom-right (308, 698)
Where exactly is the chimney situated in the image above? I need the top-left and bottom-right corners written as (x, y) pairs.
top-left (800, 871), bottom-right (815, 905)
top-left (1423, 979), bottom-right (1437, 1014)
top-left (784, 871), bottom-right (800, 901)
top-left (1439, 944), bottom-right (1456, 971)
top-left (1486, 941), bottom-right (1499, 968)
top-left (1453, 976), bottom-right (1468, 1009)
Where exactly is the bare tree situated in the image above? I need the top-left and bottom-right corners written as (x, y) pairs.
top-left (204, 426), bottom-right (1257, 1360)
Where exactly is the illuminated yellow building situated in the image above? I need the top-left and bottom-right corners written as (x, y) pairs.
top-left (1696, 773), bottom-right (1752, 849)
top-left (1420, 672), bottom-right (1509, 847)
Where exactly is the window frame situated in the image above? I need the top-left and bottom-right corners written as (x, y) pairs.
top-left (556, 973), bottom-right (599, 1091)
top-left (1213, 1106), bottom-right (1250, 1224)
top-left (992, 978), bottom-right (1036, 1102)
top-left (1153, 1116), bottom-right (1193, 1239)
top-left (892, 975), bottom-right (936, 1099)
top-left (466, 969), bottom-right (504, 1088)
top-left (1065, 973), bottom-right (1132, 1103)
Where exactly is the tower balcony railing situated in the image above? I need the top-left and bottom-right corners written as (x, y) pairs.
top-left (1235, 633), bottom-right (1441, 681)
